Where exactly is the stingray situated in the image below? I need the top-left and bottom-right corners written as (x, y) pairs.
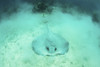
top-left (32, 23), bottom-right (69, 56)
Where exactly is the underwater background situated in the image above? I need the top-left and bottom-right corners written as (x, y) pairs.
top-left (0, 0), bottom-right (100, 67)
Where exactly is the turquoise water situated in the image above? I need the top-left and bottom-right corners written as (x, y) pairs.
top-left (0, 0), bottom-right (100, 67)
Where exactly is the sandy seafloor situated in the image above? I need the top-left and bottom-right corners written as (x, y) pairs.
top-left (0, 3), bottom-right (100, 67)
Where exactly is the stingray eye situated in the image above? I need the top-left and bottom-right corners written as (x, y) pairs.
top-left (55, 48), bottom-right (57, 51)
top-left (46, 47), bottom-right (49, 51)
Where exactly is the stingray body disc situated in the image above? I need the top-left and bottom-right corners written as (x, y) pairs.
top-left (32, 32), bottom-right (69, 56)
